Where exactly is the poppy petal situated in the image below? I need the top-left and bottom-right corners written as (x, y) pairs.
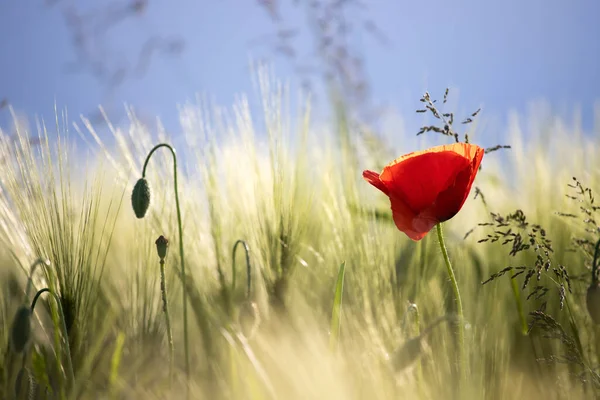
top-left (431, 151), bottom-right (483, 221)
top-left (386, 142), bottom-right (480, 164)
top-left (362, 170), bottom-right (389, 195)
top-left (363, 143), bottom-right (484, 241)
top-left (380, 151), bottom-right (470, 212)
top-left (413, 208), bottom-right (441, 234)
top-left (389, 196), bottom-right (428, 241)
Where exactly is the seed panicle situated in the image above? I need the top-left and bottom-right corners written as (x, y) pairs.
top-left (479, 209), bottom-right (569, 309)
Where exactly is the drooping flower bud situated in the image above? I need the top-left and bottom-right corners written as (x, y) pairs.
top-left (10, 306), bottom-right (32, 353)
top-left (587, 282), bottom-right (600, 324)
top-left (155, 235), bottom-right (169, 260)
top-left (391, 336), bottom-right (423, 371)
top-left (131, 178), bottom-right (151, 219)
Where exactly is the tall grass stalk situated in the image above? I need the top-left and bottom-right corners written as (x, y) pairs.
top-left (329, 261), bottom-right (346, 351)
top-left (0, 110), bottom-right (123, 394)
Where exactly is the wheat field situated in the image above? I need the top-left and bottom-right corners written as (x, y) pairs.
top-left (0, 73), bottom-right (599, 399)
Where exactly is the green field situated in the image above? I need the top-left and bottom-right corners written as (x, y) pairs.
top-left (1, 79), bottom-right (599, 399)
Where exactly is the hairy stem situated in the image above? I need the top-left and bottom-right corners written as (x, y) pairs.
top-left (159, 259), bottom-right (174, 385)
top-left (436, 223), bottom-right (466, 389)
top-left (142, 143), bottom-right (190, 389)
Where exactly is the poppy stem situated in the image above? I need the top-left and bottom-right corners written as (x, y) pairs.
top-left (232, 239), bottom-right (252, 300)
top-left (159, 258), bottom-right (174, 386)
top-left (31, 288), bottom-right (75, 397)
top-left (24, 258), bottom-right (51, 302)
top-left (141, 143), bottom-right (190, 393)
top-left (435, 223), bottom-right (466, 390)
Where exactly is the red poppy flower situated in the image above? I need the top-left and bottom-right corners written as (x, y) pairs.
top-left (363, 143), bottom-right (484, 241)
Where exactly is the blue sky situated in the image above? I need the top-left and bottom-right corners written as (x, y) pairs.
top-left (0, 0), bottom-right (598, 143)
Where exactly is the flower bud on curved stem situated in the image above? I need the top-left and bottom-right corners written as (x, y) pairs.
top-left (231, 240), bottom-right (252, 300)
top-left (10, 306), bottom-right (32, 354)
top-left (131, 178), bottom-right (151, 218)
top-left (232, 240), bottom-right (260, 337)
top-left (30, 288), bottom-right (75, 394)
top-left (135, 143), bottom-right (190, 391)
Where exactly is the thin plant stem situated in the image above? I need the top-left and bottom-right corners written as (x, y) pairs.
top-left (15, 353), bottom-right (32, 399)
top-left (226, 240), bottom-right (251, 399)
top-left (141, 143), bottom-right (190, 387)
top-left (510, 278), bottom-right (528, 335)
top-left (329, 261), bottom-right (346, 352)
top-left (232, 240), bottom-right (252, 300)
top-left (479, 201), bottom-right (528, 337)
top-left (159, 259), bottom-right (174, 385)
top-left (435, 223), bottom-right (466, 389)
top-left (411, 304), bottom-right (425, 396)
top-left (30, 288), bottom-right (75, 397)
top-left (24, 258), bottom-right (51, 301)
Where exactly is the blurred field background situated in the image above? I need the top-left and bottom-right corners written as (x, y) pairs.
top-left (0, 1), bottom-right (599, 399)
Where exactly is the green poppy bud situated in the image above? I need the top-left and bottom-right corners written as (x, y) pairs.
top-left (131, 178), bottom-right (151, 219)
top-left (11, 306), bottom-right (32, 353)
top-left (587, 282), bottom-right (600, 324)
top-left (391, 336), bottom-right (423, 371)
top-left (155, 235), bottom-right (169, 260)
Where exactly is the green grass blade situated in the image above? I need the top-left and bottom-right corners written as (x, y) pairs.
top-left (329, 261), bottom-right (346, 352)
top-left (109, 332), bottom-right (126, 398)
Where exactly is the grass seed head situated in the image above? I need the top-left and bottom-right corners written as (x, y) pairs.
top-left (131, 178), bottom-right (151, 218)
top-left (155, 235), bottom-right (169, 260)
top-left (10, 305), bottom-right (32, 353)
